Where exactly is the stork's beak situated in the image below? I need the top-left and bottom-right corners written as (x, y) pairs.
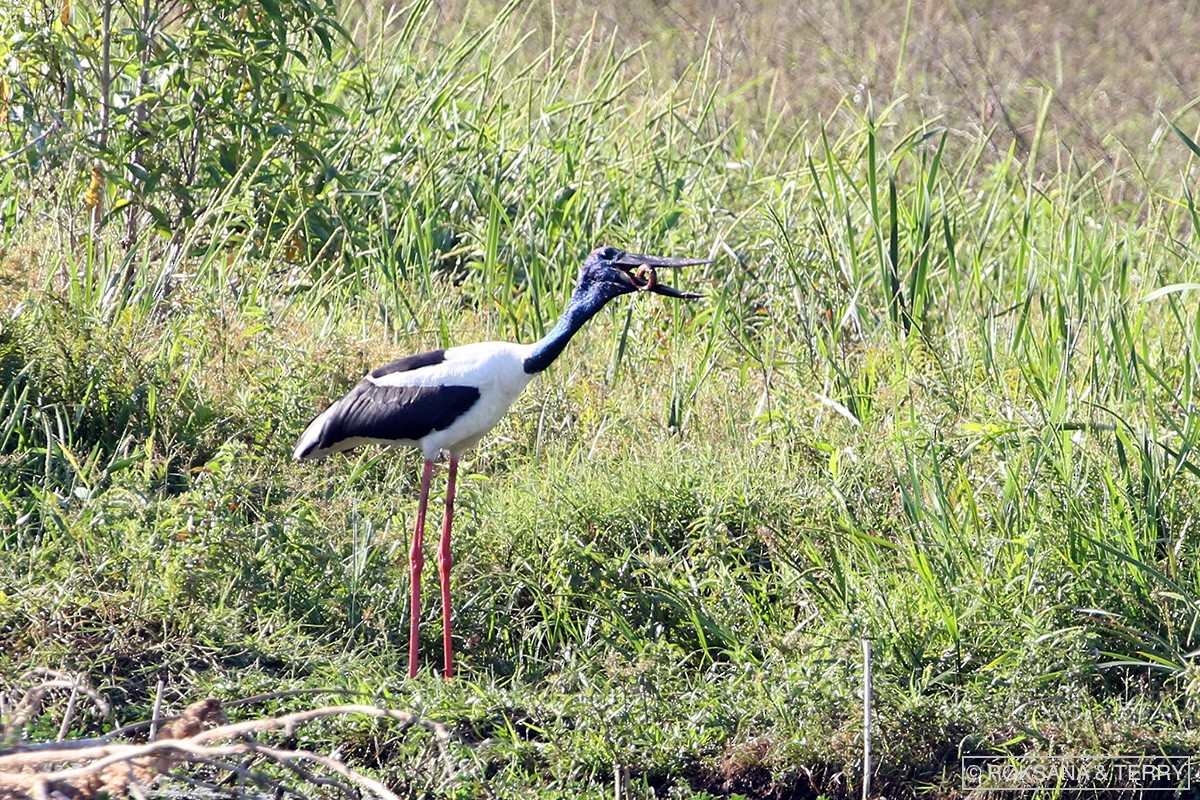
top-left (613, 252), bottom-right (708, 299)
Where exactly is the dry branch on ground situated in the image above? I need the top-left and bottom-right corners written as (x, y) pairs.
top-left (0, 692), bottom-right (460, 800)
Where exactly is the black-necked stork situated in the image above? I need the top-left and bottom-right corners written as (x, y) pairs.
top-left (293, 246), bottom-right (705, 678)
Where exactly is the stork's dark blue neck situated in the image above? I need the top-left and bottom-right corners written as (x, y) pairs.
top-left (523, 289), bottom-right (614, 374)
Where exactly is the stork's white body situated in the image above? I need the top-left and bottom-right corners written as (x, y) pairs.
top-left (293, 341), bottom-right (538, 462)
top-left (379, 342), bottom-right (536, 457)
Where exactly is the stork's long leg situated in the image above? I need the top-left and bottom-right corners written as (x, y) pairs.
top-left (409, 458), bottom-right (436, 679)
top-left (438, 456), bottom-right (459, 678)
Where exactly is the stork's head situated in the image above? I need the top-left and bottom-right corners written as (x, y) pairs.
top-left (576, 246), bottom-right (707, 306)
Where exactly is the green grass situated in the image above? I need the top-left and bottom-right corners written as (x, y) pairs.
top-left (3, 0), bottom-right (1200, 797)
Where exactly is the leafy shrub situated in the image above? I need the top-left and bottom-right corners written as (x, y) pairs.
top-left (1, 0), bottom-right (363, 256)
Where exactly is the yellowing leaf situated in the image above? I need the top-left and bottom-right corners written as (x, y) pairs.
top-left (83, 165), bottom-right (103, 210)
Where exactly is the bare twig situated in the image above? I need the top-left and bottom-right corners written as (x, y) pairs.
top-left (92, 0), bottom-right (114, 236)
top-left (0, 700), bottom-right (461, 800)
top-left (221, 687), bottom-right (364, 710)
top-left (0, 122), bottom-right (62, 166)
top-left (54, 682), bottom-right (79, 743)
top-left (862, 638), bottom-right (873, 800)
top-left (148, 680), bottom-right (164, 741)
top-left (38, 686), bottom-right (362, 747)
top-left (2, 671), bottom-right (112, 747)
top-left (5, 739), bottom-right (400, 800)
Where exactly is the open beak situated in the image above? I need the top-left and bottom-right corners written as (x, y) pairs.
top-left (613, 252), bottom-right (708, 299)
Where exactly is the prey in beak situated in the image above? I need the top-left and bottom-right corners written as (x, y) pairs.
top-left (612, 252), bottom-right (708, 299)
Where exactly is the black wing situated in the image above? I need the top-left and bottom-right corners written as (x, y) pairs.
top-left (370, 349), bottom-right (448, 378)
top-left (315, 381), bottom-right (481, 449)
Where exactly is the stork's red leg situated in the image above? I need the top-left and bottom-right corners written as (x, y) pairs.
top-left (438, 456), bottom-right (458, 678)
top-left (409, 458), bottom-right (435, 679)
